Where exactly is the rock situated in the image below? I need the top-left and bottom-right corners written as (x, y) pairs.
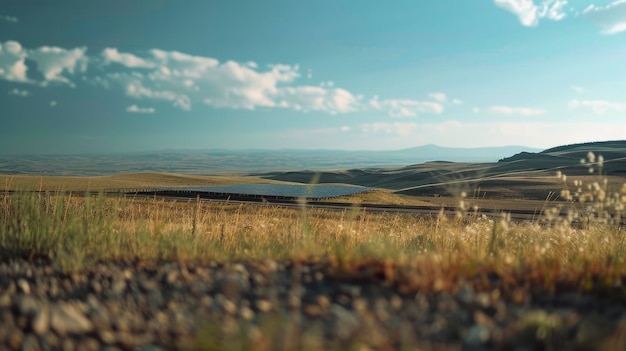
top-left (117, 331), bottom-right (153, 349)
top-left (0, 293), bottom-right (11, 308)
top-left (240, 306), bottom-right (255, 321)
top-left (22, 333), bottom-right (41, 351)
top-left (50, 303), bottom-right (93, 335)
top-left (32, 305), bottom-right (50, 335)
top-left (256, 299), bottom-right (272, 313)
top-left (331, 304), bottom-right (360, 341)
top-left (337, 284), bottom-right (361, 298)
top-left (18, 296), bottom-right (39, 317)
top-left (17, 279), bottom-right (30, 294)
top-left (76, 337), bottom-right (100, 351)
top-left (464, 325), bottom-right (490, 348)
top-left (98, 329), bottom-right (117, 345)
top-left (134, 345), bottom-right (163, 351)
top-left (61, 339), bottom-right (75, 351)
top-left (7, 328), bottom-right (24, 350)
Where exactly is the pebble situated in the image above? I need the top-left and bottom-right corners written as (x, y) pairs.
top-left (0, 259), bottom-right (621, 350)
top-left (50, 303), bottom-right (93, 335)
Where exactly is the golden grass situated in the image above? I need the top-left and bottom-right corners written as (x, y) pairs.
top-left (2, 154), bottom-right (626, 295)
top-left (0, 172), bottom-right (292, 192)
top-left (2, 186), bottom-right (625, 295)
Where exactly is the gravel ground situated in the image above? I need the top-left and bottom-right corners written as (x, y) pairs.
top-left (0, 260), bottom-right (625, 351)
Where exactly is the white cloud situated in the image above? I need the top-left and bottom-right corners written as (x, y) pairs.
top-left (340, 125), bottom-right (350, 132)
top-left (494, 0), bottom-right (568, 27)
top-left (116, 73), bottom-right (192, 110)
top-left (0, 15), bottom-right (18, 23)
top-left (569, 99), bottom-right (626, 114)
top-left (473, 107), bottom-right (480, 113)
top-left (369, 96), bottom-right (444, 117)
top-left (0, 41), bottom-right (29, 82)
top-left (1, 42), bottom-right (452, 117)
top-left (1, 41), bottom-right (88, 86)
top-left (428, 92), bottom-right (447, 102)
top-left (583, 0), bottom-right (626, 35)
top-left (28, 46), bottom-right (88, 86)
top-left (8, 88), bottom-right (29, 97)
top-left (103, 48), bottom-right (370, 114)
top-left (50, 101), bottom-right (57, 107)
top-left (126, 104), bottom-right (156, 114)
top-left (489, 105), bottom-right (546, 116)
top-left (278, 86), bottom-right (362, 114)
top-left (102, 48), bottom-right (155, 68)
top-left (452, 98), bottom-right (463, 105)
top-left (570, 84), bottom-right (584, 93)
top-left (361, 122), bottom-right (418, 137)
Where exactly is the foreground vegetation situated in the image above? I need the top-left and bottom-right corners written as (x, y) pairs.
top-left (2, 171), bottom-right (626, 292)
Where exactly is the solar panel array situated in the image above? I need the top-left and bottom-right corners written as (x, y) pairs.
top-left (150, 184), bottom-right (370, 199)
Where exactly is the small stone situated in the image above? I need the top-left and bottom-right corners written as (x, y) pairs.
top-left (464, 325), bottom-right (490, 347)
top-left (90, 281), bottom-right (103, 294)
top-left (32, 305), bottom-right (50, 335)
top-left (390, 295), bottom-right (403, 311)
top-left (331, 304), bottom-right (360, 341)
top-left (287, 293), bottom-right (301, 309)
top-left (304, 304), bottom-right (323, 317)
top-left (134, 345), bottom-right (163, 351)
top-left (17, 279), bottom-right (30, 294)
top-left (22, 333), bottom-right (41, 351)
top-left (50, 303), bottom-right (94, 335)
top-left (18, 296), bottom-right (39, 316)
top-left (117, 331), bottom-right (153, 349)
top-left (76, 337), bottom-right (100, 351)
top-left (240, 306), bottom-right (255, 321)
top-left (62, 339), bottom-right (75, 351)
top-left (338, 284), bottom-right (361, 298)
top-left (217, 297), bottom-right (237, 315)
top-left (8, 328), bottom-right (24, 350)
top-left (147, 288), bottom-right (164, 309)
top-left (165, 270), bottom-right (178, 285)
top-left (98, 329), bottom-right (117, 345)
top-left (256, 300), bottom-right (272, 313)
top-left (0, 293), bottom-right (11, 308)
top-left (111, 279), bottom-right (126, 296)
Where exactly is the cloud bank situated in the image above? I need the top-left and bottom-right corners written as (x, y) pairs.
top-left (0, 40), bottom-right (448, 117)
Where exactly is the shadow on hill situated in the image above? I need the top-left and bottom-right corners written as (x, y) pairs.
top-left (259, 140), bottom-right (626, 200)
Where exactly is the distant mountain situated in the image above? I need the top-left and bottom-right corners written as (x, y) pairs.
top-left (393, 144), bottom-right (540, 162)
top-left (0, 145), bottom-right (538, 176)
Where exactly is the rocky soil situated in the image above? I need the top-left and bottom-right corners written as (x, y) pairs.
top-left (0, 259), bottom-right (625, 351)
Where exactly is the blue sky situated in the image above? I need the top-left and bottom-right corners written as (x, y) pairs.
top-left (1, 0), bottom-right (625, 154)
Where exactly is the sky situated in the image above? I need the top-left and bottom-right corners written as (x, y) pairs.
top-left (1, 0), bottom-right (626, 154)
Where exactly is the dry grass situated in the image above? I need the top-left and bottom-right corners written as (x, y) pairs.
top-left (0, 172), bottom-right (291, 192)
top-left (1, 155), bottom-right (626, 295)
top-left (2, 184), bottom-right (626, 295)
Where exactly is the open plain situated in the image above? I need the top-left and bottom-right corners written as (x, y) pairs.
top-left (1, 142), bottom-right (626, 350)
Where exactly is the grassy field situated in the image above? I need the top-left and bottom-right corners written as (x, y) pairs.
top-left (2, 166), bottom-right (625, 279)
top-left (2, 160), bottom-right (626, 349)
top-left (0, 172), bottom-right (293, 192)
